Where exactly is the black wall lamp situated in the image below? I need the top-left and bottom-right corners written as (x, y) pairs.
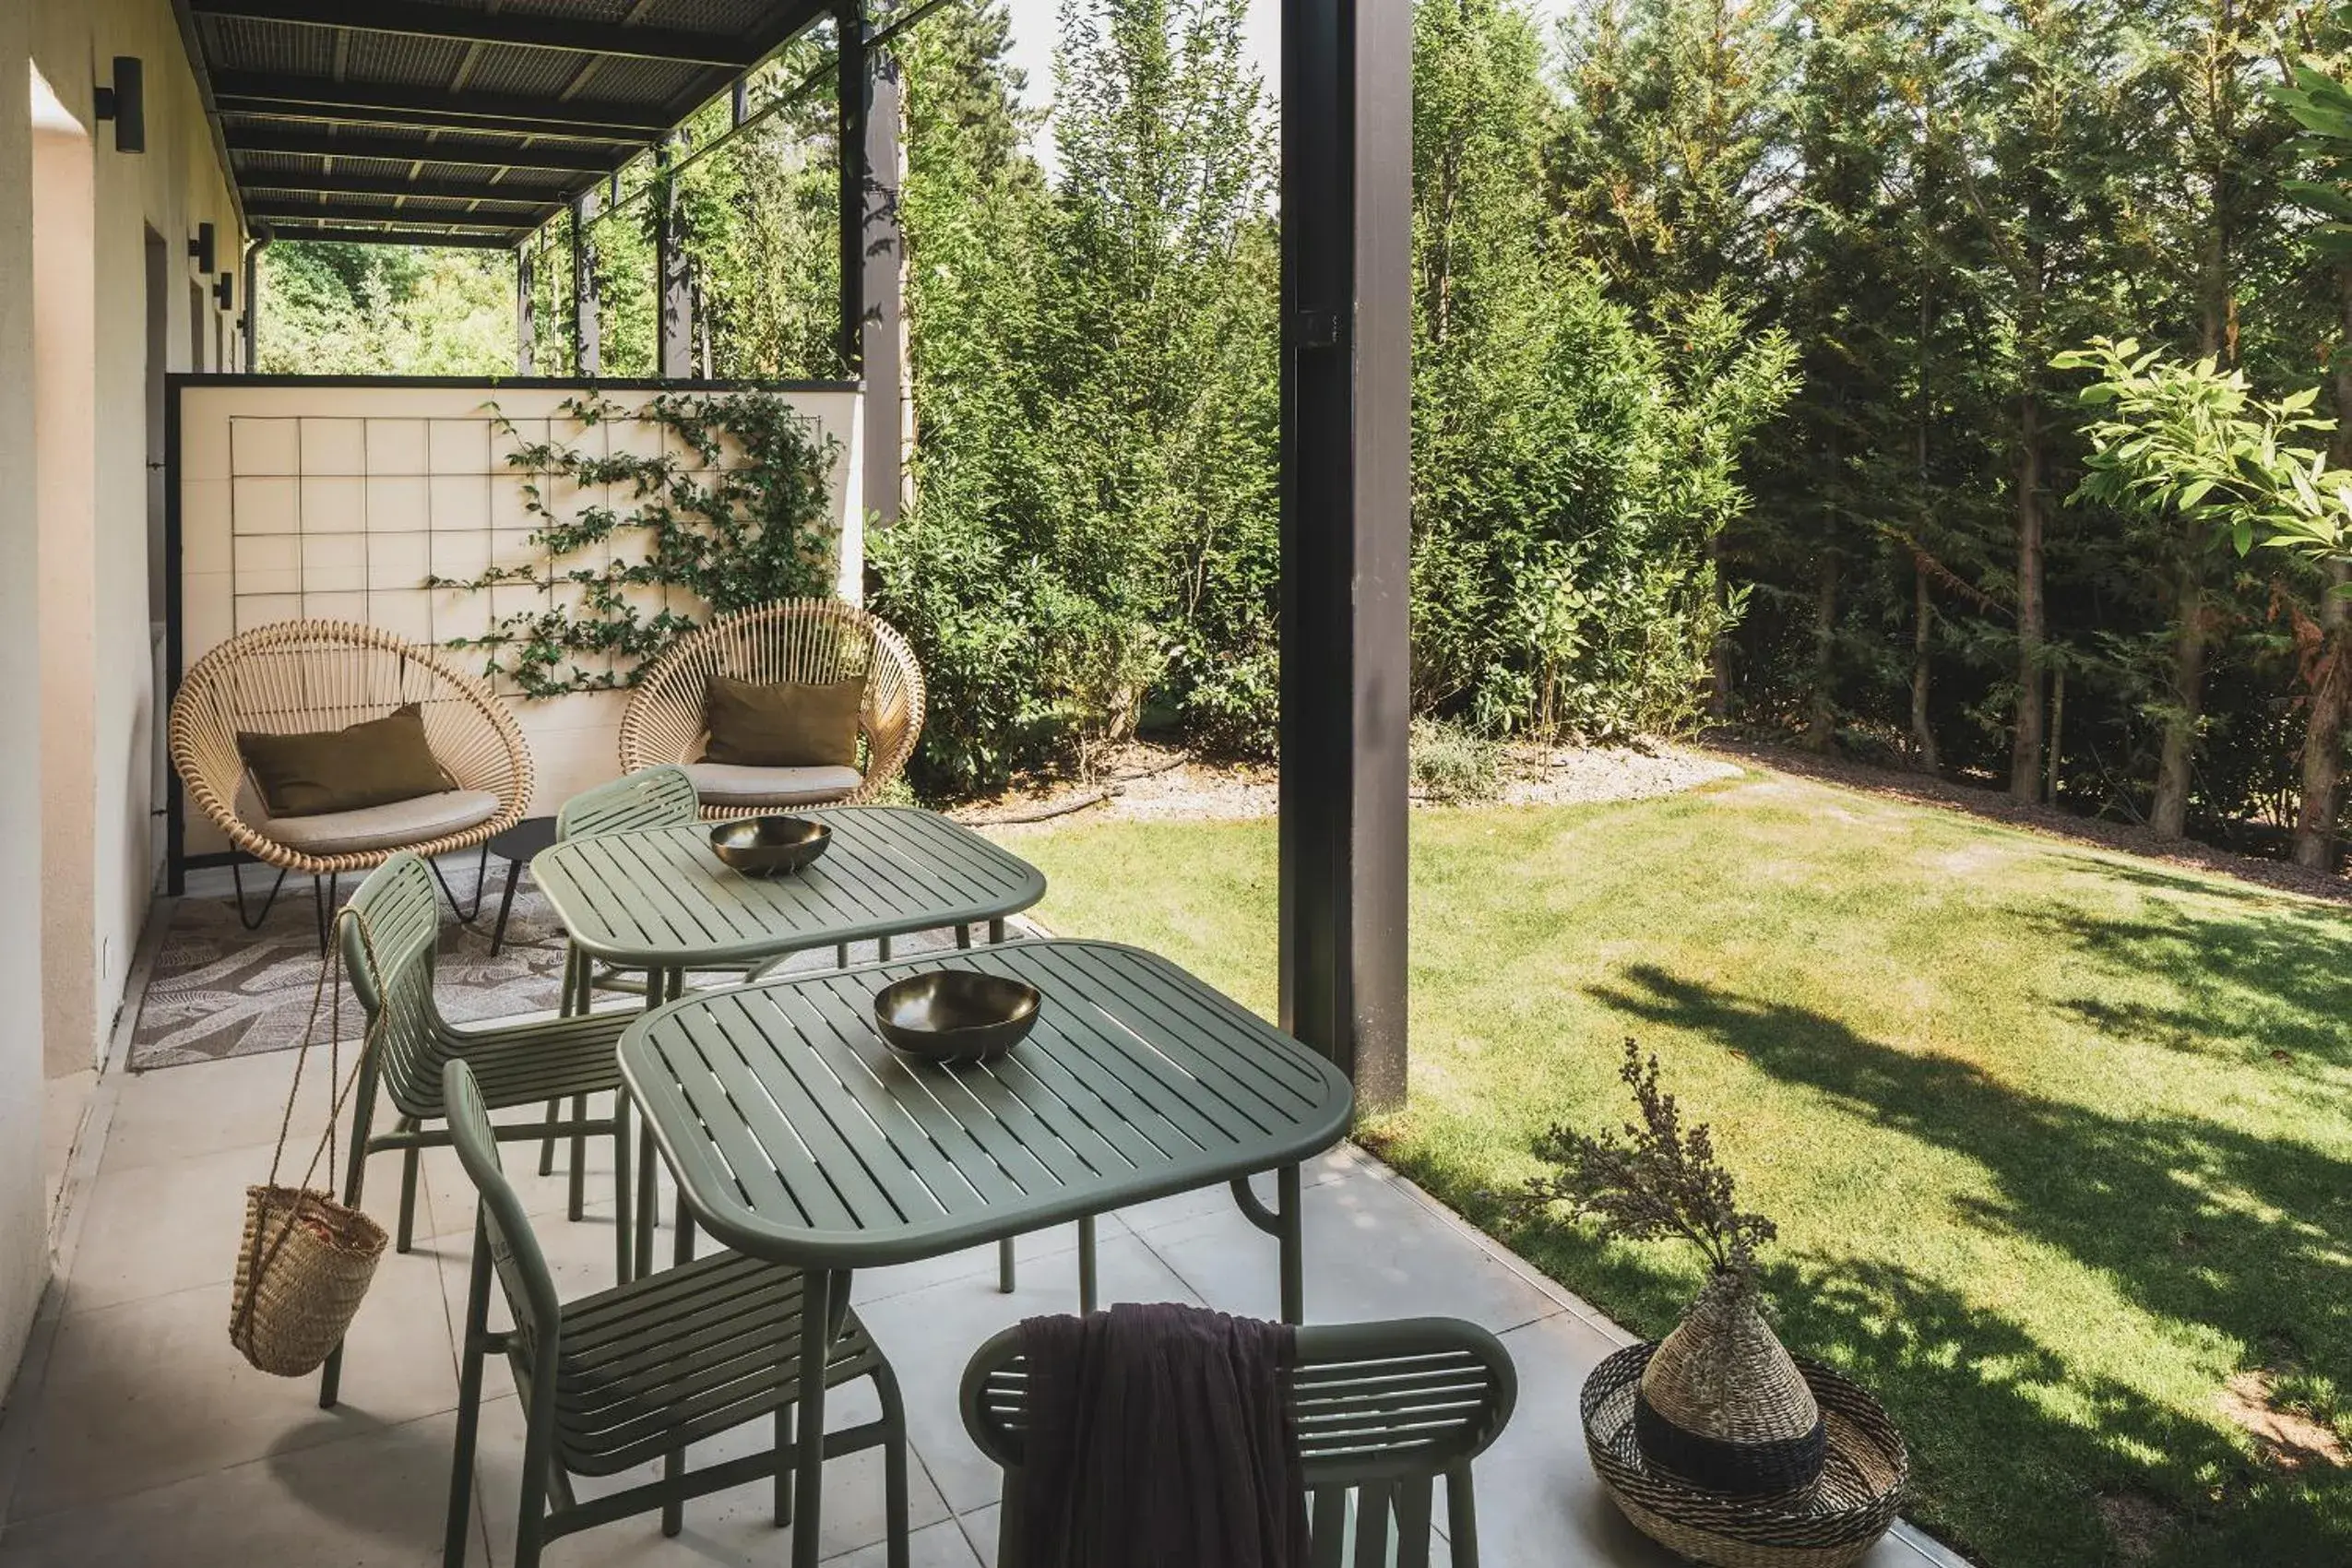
top-left (213, 271), bottom-right (233, 311)
top-left (92, 57), bottom-right (144, 153)
top-left (190, 222), bottom-right (217, 274)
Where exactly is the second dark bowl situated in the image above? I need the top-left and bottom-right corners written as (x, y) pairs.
top-left (872, 970), bottom-right (1040, 1064)
top-left (708, 815), bottom-right (832, 876)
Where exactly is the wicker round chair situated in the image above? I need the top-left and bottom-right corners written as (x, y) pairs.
top-left (171, 619), bottom-right (533, 942)
top-left (616, 599), bottom-right (925, 817)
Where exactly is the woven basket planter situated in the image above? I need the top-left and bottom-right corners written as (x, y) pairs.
top-left (230, 1184), bottom-right (388, 1377)
top-left (1584, 1340), bottom-right (1907, 1568)
top-left (1638, 1272), bottom-right (1826, 1498)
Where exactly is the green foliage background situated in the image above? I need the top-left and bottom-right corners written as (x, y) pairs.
top-left (254, 0), bottom-right (2352, 866)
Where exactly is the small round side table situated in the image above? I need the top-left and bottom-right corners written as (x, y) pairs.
top-left (481, 815), bottom-right (560, 956)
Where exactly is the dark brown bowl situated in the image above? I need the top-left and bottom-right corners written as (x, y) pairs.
top-left (872, 970), bottom-right (1040, 1064)
top-left (708, 815), bottom-right (832, 876)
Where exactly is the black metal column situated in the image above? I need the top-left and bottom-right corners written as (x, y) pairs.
top-left (861, 47), bottom-right (903, 525)
top-left (571, 191), bottom-right (600, 375)
top-left (658, 134), bottom-right (695, 379)
top-left (516, 242), bottom-right (535, 374)
top-left (1277, 0), bottom-right (1411, 1113)
top-left (835, 3), bottom-right (867, 378)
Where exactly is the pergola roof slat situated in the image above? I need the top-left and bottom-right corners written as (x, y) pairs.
top-left (177, 0), bottom-right (837, 249)
top-left (185, 0), bottom-right (765, 69)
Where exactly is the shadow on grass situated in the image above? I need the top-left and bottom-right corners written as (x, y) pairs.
top-left (1571, 964), bottom-right (2352, 1566)
top-left (2009, 888), bottom-right (2352, 1073)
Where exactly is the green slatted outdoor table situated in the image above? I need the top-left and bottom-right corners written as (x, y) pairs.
top-left (531, 805), bottom-right (1049, 1277)
top-left (530, 805), bottom-right (1046, 976)
top-left (618, 938), bottom-right (1357, 1568)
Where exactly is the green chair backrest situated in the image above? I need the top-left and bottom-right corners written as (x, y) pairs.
top-left (339, 852), bottom-right (452, 1123)
top-left (443, 1059), bottom-right (564, 1377)
top-left (959, 1314), bottom-right (1517, 1568)
top-left (556, 765), bottom-right (701, 840)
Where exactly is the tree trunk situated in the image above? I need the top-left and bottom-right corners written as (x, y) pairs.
top-left (2291, 266), bottom-right (2352, 870)
top-left (2295, 564), bottom-right (2350, 869)
top-left (2011, 396), bottom-right (2046, 802)
top-left (2150, 560), bottom-right (2207, 840)
top-left (1706, 531), bottom-right (1733, 719)
top-left (1911, 565), bottom-right (1939, 772)
top-left (2045, 665), bottom-right (2065, 804)
top-left (1806, 549), bottom-right (1838, 752)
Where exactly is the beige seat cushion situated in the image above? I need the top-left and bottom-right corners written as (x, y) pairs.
top-left (683, 762), bottom-right (863, 809)
top-left (237, 781), bottom-right (501, 858)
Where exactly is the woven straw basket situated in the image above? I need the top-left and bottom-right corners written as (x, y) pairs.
top-left (1584, 1340), bottom-right (1907, 1568)
top-left (225, 907), bottom-right (390, 1379)
top-left (231, 1184), bottom-right (387, 1377)
top-left (1637, 1272), bottom-right (1826, 1498)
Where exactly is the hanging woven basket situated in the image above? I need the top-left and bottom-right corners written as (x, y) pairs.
top-left (226, 907), bottom-right (389, 1377)
top-left (230, 1185), bottom-right (386, 1376)
top-left (1635, 1270), bottom-right (1826, 1500)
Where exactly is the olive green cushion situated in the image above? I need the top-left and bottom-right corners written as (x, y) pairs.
top-left (237, 703), bottom-right (453, 817)
top-left (702, 675), bottom-right (865, 768)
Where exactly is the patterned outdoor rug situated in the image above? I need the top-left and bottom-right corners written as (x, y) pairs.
top-left (130, 862), bottom-right (571, 1071)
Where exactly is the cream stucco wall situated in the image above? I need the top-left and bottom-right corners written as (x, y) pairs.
top-left (0, 0), bottom-right (244, 1399)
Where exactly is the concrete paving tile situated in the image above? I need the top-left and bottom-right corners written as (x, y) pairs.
top-left (101, 1050), bottom-right (338, 1174)
top-left (1142, 1162), bottom-right (1564, 1333)
top-left (64, 1142), bottom-right (303, 1313)
top-left (7, 1259), bottom-right (457, 1522)
top-left (0, 1410), bottom-right (459, 1568)
top-left (821, 1516), bottom-right (982, 1568)
top-left (1103, 1143), bottom-right (1372, 1237)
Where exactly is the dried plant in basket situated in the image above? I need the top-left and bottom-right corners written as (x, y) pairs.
top-left (1523, 1041), bottom-right (1825, 1500)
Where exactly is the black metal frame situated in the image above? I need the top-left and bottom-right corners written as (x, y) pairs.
top-left (1277, 0), bottom-right (1411, 1113)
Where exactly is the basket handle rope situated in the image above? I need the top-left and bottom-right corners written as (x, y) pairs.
top-left (230, 904), bottom-right (389, 1353)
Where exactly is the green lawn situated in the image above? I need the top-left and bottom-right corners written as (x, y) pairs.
top-left (1004, 766), bottom-right (2352, 1567)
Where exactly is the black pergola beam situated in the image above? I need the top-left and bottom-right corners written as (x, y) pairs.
top-left (187, 0), bottom-right (763, 69)
top-left (223, 125), bottom-right (619, 173)
top-left (238, 171), bottom-right (564, 206)
top-left (261, 225), bottom-right (527, 249)
top-left (1277, 0), bottom-right (1412, 1114)
top-left (209, 74), bottom-right (670, 141)
top-left (244, 198), bottom-right (550, 231)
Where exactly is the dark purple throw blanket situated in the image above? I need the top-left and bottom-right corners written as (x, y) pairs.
top-left (1014, 1301), bottom-right (1309, 1568)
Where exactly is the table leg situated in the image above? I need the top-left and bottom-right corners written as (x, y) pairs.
top-left (956, 924), bottom-right (972, 950)
top-left (1077, 1215), bottom-right (1098, 1314)
top-left (489, 856), bottom-right (524, 957)
top-left (790, 1269), bottom-right (836, 1568)
top-left (878, 935), bottom-right (892, 962)
top-left (1278, 1164), bottom-right (1303, 1325)
top-left (998, 1237), bottom-right (1016, 1294)
top-left (988, 918), bottom-right (1005, 944)
top-left (613, 1091), bottom-right (634, 1288)
top-left (632, 968), bottom-right (673, 1282)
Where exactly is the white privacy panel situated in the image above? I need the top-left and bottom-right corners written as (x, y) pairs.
top-left (175, 379), bottom-right (864, 852)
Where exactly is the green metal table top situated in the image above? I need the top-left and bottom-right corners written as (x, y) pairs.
top-left (529, 806), bottom-right (1047, 969)
top-left (617, 939), bottom-right (1357, 1271)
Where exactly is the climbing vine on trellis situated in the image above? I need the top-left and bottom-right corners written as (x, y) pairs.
top-left (431, 389), bottom-right (839, 696)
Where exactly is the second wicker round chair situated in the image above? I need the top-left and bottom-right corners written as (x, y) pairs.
top-left (615, 599), bottom-right (925, 817)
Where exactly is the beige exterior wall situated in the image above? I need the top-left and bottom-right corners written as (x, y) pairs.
top-left (176, 380), bottom-right (863, 837)
top-left (0, 0), bottom-right (244, 1396)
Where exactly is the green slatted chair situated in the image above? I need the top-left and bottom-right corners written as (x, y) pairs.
top-left (318, 853), bottom-right (637, 1409)
top-left (441, 1060), bottom-right (911, 1568)
top-left (960, 1315), bottom-right (1517, 1568)
top-left (533, 766), bottom-right (778, 1203)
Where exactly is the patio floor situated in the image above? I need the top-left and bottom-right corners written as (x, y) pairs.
top-left (0, 911), bottom-right (1965, 1567)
